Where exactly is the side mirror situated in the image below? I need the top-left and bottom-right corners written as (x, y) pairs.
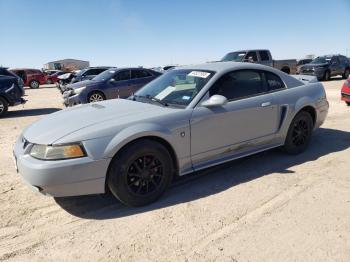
top-left (201, 95), bottom-right (228, 107)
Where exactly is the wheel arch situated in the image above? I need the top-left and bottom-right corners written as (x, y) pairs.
top-left (104, 133), bottom-right (179, 193)
top-left (281, 66), bottom-right (291, 74)
top-left (297, 105), bottom-right (317, 126)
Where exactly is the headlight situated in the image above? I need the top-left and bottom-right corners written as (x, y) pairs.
top-left (30, 143), bottom-right (86, 160)
top-left (73, 86), bottom-right (86, 94)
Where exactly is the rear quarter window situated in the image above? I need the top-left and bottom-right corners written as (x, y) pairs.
top-left (265, 72), bottom-right (285, 91)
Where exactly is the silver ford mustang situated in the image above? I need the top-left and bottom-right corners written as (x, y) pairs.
top-left (13, 62), bottom-right (329, 206)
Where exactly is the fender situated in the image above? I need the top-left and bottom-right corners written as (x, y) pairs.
top-left (104, 122), bottom-right (175, 159)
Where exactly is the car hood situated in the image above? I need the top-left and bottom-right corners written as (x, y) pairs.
top-left (303, 63), bottom-right (328, 68)
top-left (67, 80), bottom-right (97, 89)
top-left (23, 99), bottom-right (179, 145)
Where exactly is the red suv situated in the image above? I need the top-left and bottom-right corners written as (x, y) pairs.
top-left (341, 76), bottom-right (350, 106)
top-left (10, 68), bottom-right (47, 88)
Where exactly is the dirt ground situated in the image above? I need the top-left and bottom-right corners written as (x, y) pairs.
top-left (0, 79), bottom-right (349, 262)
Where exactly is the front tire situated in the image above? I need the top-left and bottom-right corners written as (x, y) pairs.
top-left (29, 80), bottom-right (40, 89)
top-left (88, 91), bottom-right (105, 103)
top-left (0, 97), bottom-right (8, 117)
top-left (107, 139), bottom-right (174, 207)
top-left (323, 71), bottom-right (330, 81)
top-left (342, 68), bottom-right (350, 79)
top-left (283, 111), bottom-right (314, 154)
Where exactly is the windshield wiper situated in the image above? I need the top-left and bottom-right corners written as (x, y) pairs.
top-left (133, 95), bottom-right (168, 107)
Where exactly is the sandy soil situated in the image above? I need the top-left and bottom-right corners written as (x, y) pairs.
top-left (0, 80), bottom-right (349, 262)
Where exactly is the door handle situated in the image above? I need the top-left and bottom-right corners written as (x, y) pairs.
top-left (261, 102), bottom-right (271, 107)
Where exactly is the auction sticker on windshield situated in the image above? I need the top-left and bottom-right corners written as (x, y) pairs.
top-left (188, 71), bottom-right (210, 78)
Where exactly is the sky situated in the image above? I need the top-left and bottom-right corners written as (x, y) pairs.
top-left (0, 0), bottom-right (349, 69)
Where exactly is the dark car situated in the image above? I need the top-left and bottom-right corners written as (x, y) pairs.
top-left (70, 67), bottom-right (111, 84)
top-left (63, 68), bottom-right (161, 107)
top-left (299, 55), bottom-right (350, 81)
top-left (296, 58), bottom-right (313, 74)
top-left (0, 67), bottom-right (26, 117)
top-left (10, 68), bottom-right (47, 88)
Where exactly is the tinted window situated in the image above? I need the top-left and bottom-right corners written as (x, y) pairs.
top-left (85, 69), bottom-right (106, 76)
top-left (28, 70), bottom-right (40, 74)
top-left (265, 72), bottom-right (285, 91)
top-left (259, 51), bottom-right (270, 61)
top-left (0, 68), bottom-right (13, 77)
top-left (246, 51), bottom-right (258, 62)
top-left (331, 57), bottom-right (339, 64)
top-left (131, 69), bottom-right (152, 79)
top-left (209, 70), bottom-right (263, 100)
top-left (114, 70), bottom-right (130, 81)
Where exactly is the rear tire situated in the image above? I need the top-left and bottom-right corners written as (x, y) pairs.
top-left (29, 80), bottom-right (40, 89)
top-left (283, 111), bottom-right (314, 154)
top-left (107, 139), bottom-right (174, 207)
top-left (0, 97), bottom-right (9, 118)
top-left (342, 68), bottom-right (350, 79)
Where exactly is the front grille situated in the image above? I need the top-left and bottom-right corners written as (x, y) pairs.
top-left (341, 93), bottom-right (350, 99)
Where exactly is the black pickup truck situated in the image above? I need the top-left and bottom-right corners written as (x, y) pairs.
top-left (0, 67), bottom-right (26, 117)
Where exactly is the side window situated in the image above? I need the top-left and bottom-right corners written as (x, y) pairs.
top-left (265, 72), bottom-right (285, 91)
top-left (0, 69), bottom-right (12, 77)
top-left (114, 70), bottom-right (130, 81)
top-left (85, 69), bottom-right (99, 76)
top-left (245, 51), bottom-right (258, 62)
top-left (259, 51), bottom-right (270, 61)
top-left (209, 70), bottom-right (263, 100)
top-left (331, 57), bottom-right (339, 64)
top-left (131, 69), bottom-right (152, 79)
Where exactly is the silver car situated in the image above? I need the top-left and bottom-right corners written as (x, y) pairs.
top-left (13, 62), bottom-right (329, 206)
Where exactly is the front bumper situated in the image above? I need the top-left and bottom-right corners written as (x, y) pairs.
top-left (13, 137), bottom-right (110, 197)
top-left (63, 90), bottom-right (84, 107)
top-left (300, 68), bottom-right (325, 78)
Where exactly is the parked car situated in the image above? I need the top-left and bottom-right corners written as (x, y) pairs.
top-left (63, 68), bottom-right (161, 107)
top-left (299, 55), bottom-right (350, 81)
top-left (57, 71), bottom-right (80, 93)
top-left (14, 62), bottom-right (329, 206)
top-left (296, 58), bottom-right (313, 74)
top-left (70, 67), bottom-right (111, 84)
top-left (341, 76), bottom-right (350, 106)
top-left (10, 68), bottom-right (47, 88)
top-left (46, 71), bottom-right (66, 84)
top-left (221, 49), bottom-right (297, 74)
top-left (0, 67), bottom-right (26, 117)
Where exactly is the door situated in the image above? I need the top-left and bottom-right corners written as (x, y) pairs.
top-left (105, 70), bottom-right (132, 98)
top-left (190, 70), bottom-right (279, 168)
top-left (330, 57), bottom-right (342, 76)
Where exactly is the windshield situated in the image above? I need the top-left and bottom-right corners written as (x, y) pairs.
top-left (134, 69), bottom-right (214, 107)
top-left (310, 56), bottom-right (331, 64)
top-left (75, 69), bottom-right (87, 77)
top-left (92, 69), bottom-right (116, 81)
top-left (221, 52), bottom-right (246, 62)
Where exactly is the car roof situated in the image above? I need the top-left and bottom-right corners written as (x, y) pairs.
top-left (178, 61), bottom-right (281, 74)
